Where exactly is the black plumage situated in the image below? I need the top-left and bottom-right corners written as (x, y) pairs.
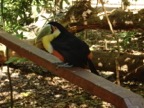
top-left (48, 22), bottom-right (99, 75)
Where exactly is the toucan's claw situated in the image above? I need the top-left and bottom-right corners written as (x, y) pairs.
top-left (55, 62), bottom-right (73, 68)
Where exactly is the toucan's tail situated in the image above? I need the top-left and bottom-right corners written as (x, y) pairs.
top-left (87, 59), bottom-right (100, 75)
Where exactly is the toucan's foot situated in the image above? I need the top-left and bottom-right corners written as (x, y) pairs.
top-left (54, 62), bottom-right (73, 68)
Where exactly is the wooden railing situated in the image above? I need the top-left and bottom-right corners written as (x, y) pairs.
top-left (0, 30), bottom-right (144, 108)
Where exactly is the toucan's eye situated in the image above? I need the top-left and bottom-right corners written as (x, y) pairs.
top-left (51, 25), bottom-right (58, 33)
top-left (50, 25), bottom-right (54, 33)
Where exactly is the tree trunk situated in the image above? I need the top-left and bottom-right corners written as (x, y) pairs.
top-left (61, 1), bottom-right (144, 32)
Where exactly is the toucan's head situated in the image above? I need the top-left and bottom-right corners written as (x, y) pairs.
top-left (36, 22), bottom-right (64, 41)
top-left (48, 21), bottom-right (68, 33)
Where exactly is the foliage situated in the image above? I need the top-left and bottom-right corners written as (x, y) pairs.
top-left (2, 0), bottom-right (31, 32)
top-left (0, 0), bottom-right (70, 33)
top-left (5, 56), bottom-right (28, 64)
top-left (1, 0), bottom-right (50, 33)
top-left (117, 30), bottom-right (144, 51)
top-left (118, 31), bottom-right (136, 51)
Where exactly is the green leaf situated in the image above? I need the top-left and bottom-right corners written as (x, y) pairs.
top-left (5, 57), bottom-right (20, 64)
top-left (5, 57), bottom-right (28, 64)
top-left (16, 57), bottom-right (28, 63)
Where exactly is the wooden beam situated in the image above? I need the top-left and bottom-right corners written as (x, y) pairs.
top-left (0, 30), bottom-right (144, 108)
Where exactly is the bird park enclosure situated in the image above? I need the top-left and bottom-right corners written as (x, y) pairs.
top-left (0, 30), bottom-right (144, 108)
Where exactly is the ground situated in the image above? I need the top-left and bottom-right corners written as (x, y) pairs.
top-left (0, 66), bottom-right (114, 108)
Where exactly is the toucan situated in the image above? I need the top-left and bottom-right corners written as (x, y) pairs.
top-left (36, 21), bottom-right (99, 75)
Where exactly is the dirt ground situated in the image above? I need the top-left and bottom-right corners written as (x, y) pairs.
top-left (0, 66), bottom-right (114, 108)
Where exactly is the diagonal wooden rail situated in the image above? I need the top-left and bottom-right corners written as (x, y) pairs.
top-left (0, 30), bottom-right (144, 108)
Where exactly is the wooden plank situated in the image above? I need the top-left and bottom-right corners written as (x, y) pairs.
top-left (0, 30), bottom-right (144, 108)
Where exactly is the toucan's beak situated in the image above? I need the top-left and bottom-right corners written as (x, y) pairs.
top-left (36, 24), bottom-right (52, 42)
